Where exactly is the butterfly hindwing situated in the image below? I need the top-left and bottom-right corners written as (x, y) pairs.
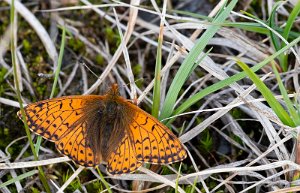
top-left (126, 105), bottom-right (187, 164)
top-left (55, 121), bottom-right (98, 167)
top-left (107, 135), bottom-right (142, 175)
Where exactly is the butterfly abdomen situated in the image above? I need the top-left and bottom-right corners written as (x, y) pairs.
top-left (86, 98), bottom-right (134, 162)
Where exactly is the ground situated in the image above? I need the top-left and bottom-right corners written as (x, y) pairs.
top-left (0, 0), bottom-right (300, 192)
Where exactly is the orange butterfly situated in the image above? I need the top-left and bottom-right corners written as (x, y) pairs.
top-left (17, 84), bottom-right (187, 175)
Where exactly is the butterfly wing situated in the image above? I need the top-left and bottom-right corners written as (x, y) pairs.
top-left (107, 135), bottom-right (142, 175)
top-left (18, 96), bottom-right (104, 166)
top-left (125, 103), bottom-right (187, 164)
top-left (55, 121), bottom-right (99, 167)
top-left (18, 96), bottom-right (103, 141)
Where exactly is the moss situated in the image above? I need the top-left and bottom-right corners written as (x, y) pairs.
top-left (22, 39), bottom-right (32, 54)
top-left (33, 55), bottom-right (44, 64)
top-left (86, 179), bottom-right (103, 192)
top-left (199, 130), bottom-right (213, 153)
top-left (104, 26), bottom-right (121, 52)
top-left (231, 133), bottom-right (242, 146)
top-left (135, 79), bottom-right (143, 89)
top-left (132, 64), bottom-right (142, 76)
top-left (0, 68), bottom-right (8, 97)
top-left (62, 170), bottom-right (82, 192)
top-left (68, 38), bottom-right (85, 53)
top-left (104, 27), bottom-right (114, 43)
top-left (33, 82), bottom-right (47, 98)
top-left (0, 67), bottom-right (7, 82)
top-left (95, 54), bottom-right (104, 66)
top-left (30, 187), bottom-right (41, 193)
top-left (230, 108), bottom-right (245, 119)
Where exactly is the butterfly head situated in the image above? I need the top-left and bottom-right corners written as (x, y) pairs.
top-left (107, 84), bottom-right (120, 99)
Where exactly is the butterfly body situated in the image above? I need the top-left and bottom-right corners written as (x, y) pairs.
top-left (86, 89), bottom-right (134, 162)
top-left (18, 85), bottom-right (187, 175)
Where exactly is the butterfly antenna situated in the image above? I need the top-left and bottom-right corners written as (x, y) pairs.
top-left (79, 59), bottom-right (99, 79)
top-left (122, 78), bottom-right (144, 88)
top-left (134, 78), bottom-right (144, 85)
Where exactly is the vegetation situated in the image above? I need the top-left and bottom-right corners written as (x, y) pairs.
top-left (0, 0), bottom-right (300, 192)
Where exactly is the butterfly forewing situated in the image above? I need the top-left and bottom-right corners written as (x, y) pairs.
top-left (18, 96), bottom-right (102, 141)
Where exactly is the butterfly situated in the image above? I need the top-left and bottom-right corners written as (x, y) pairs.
top-left (17, 84), bottom-right (187, 175)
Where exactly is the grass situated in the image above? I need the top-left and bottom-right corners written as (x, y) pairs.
top-left (1, 0), bottom-right (300, 192)
top-left (10, 0), bottom-right (51, 192)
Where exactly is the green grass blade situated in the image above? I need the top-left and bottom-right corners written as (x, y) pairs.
top-left (34, 26), bottom-right (66, 173)
top-left (242, 4), bottom-right (287, 70)
top-left (175, 162), bottom-right (182, 193)
top-left (189, 176), bottom-right (198, 193)
top-left (160, 0), bottom-right (237, 120)
top-left (272, 62), bottom-right (300, 125)
top-left (35, 136), bottom-right (42, 156)
top-left (167, 35), bottom-right (300, 125)
top-left (282, 1), bottom-right (300, 41)
top-left (236, 60), bottom-right (294, 127)
top-left (10, 0), bottom-right (51, 192)
top-left (223, 22), bottom-right (300, 39)
top-left (96, 167), bottom-right (112, 193)
top-left (152, 12), bottom-right (164, 118)
top-left (268, 2), bottom-right (286, 71)
top-left (268, 1), bottom-right (284, 52)
top-left (170, 9), bottom-right (212, 21)
top-left (281, 1), bottom-right (300, 71)
top-left (0, 170), bottom-right (38, 188)
top-left (33, 24), bottom-right (67, 170)
top-left (50, 26), bottom-right (66, 99)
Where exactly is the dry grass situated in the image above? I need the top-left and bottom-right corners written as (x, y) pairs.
top-left (0, 0), bottom-right (300, 192)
